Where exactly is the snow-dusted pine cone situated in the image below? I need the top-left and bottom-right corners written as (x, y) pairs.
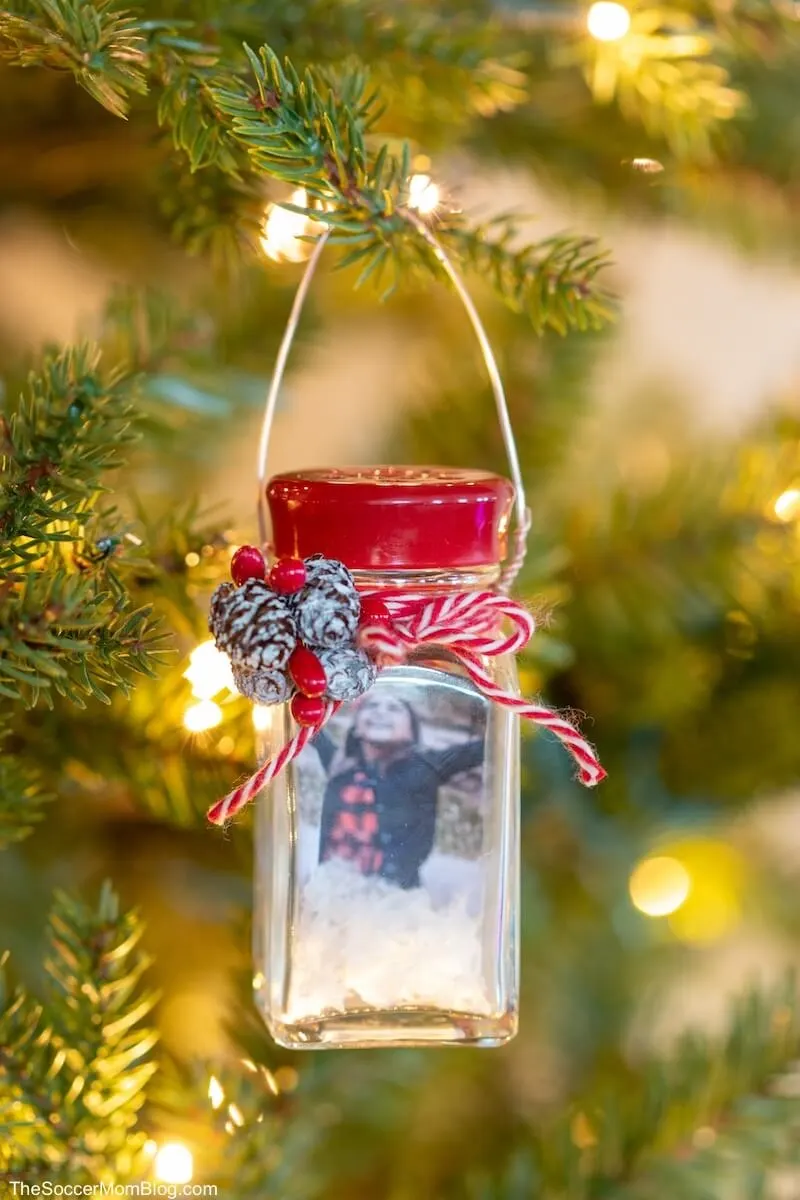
top-left (208, 581), bottom-right (235, 634)
top-left (291, 556), bottom-right (360, 650)
top-left (232, 664), bottom-right (292, 705)
top-left (209, 577), bottom-right (297, 670)
top-left (318, 645), bottom-right (377, 701)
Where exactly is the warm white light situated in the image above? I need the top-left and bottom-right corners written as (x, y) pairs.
top-left (228, 1102), bottom-right (245, 1127)
top-left (773, 488), bottom-right (800, 522)
top-left (183, 699), bottom-right (223, 733)
top-left (252, 704), bottom-right (273, 732)
top-left (408, 173), bottom-right (440, 215)
top-left (260, 188), bottom-right (312, 262)
top-left (587, 2), bottom-right (631, 41)
top-left (153, 1142), bottom-right (193, 1185)
top-left (208, 1075), bottom-right (225, 1110)
top-left (143, 1139), bottom-right (158, 1157)
top-left (184, 640), bottom-right (234, 700)
top-left (629, 855), bottom-right (691, 917)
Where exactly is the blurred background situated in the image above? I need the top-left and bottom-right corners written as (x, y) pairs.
top-left (3, 0), bottom-right (800, 1195)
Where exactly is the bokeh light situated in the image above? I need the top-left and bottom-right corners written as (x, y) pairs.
top-left (587, 2), bottom-right (631, 41)
top-left (184, 640), bottom-right (234, 700)
top-left (631, 839), bottom-right (745, 943)
top-left (183, 699), bottom-right (223, 733)
top-left (629, 855), bottom-right (691, 917)
top-left (668, 841), bottom-right (742, 943)
top-left (773, 487), bottom-right (800, 522)
top-left (252, 704), bottom-right (273, 732)
top-left (228, 1102), bottom-right (245, 1127)
top-left (408, 174), bottom-right (440, 215)
top-left (153, 1142), bottom-right (193, 1185)
top-left (208, 1075), bottom-right (225, 1109)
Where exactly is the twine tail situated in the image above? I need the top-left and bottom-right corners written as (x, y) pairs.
top-left (207, 702), bottom-right (339, 826)
top-left (458, 650), bottom-right (606, 787)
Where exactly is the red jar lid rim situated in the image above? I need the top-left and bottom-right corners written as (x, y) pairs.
top-left (267, 466), bottom-right (515, 571)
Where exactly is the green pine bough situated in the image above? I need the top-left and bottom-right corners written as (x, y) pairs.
top-left (0, 345), bottom-right (167, 711)
top-left (0, 883), bottom-right (158, 1181)
top-left (2, 2), bottom-right (617, 333)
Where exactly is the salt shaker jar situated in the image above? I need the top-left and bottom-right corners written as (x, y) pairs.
top-left (253, 466), bottom-right (520, 1049)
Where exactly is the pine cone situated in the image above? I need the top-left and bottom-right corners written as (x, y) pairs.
top-left (318, 645), bottom-right (377, 701)
top-left (291, 556), bottom-right (360, 649)
top-left (210, 578), bottom-right (297, 670)
top-left (208, 582), bottom-right (235, 634)
top-left (232, 664), bottom-right (292, 705)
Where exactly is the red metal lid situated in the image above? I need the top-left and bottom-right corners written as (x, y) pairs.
top-left (267, 467), bottom-right (514, 571)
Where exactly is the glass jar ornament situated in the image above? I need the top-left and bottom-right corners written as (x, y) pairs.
top-left (255, 467), bottom-right (521, 1047)
top-left (205, 222), bottom-right (605, 1051)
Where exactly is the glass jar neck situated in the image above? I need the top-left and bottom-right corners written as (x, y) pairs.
top-left (351, 564), bottom-right (500, 594)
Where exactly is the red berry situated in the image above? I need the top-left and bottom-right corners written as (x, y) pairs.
top-left (231, 544), bottom-right (266, 586)
top-left (291, 693), bottom-right (326, 726)
top-left (269, 556), bottom-right (307, 595)
top-left (288, 645), bottom-right (327, 698)
top-left (359, 596), bottom-right (392, 627)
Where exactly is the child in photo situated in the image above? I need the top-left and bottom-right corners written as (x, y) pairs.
top-left (312, 689), bottom-right (485, 889)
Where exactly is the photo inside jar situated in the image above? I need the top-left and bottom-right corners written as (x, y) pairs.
top-left (287, 668), bottom-right (495, 1020)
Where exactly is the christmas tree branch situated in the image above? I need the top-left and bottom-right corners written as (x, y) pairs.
top-left (1, 0), bottom-right (762, 167)
top-left (208, 44), bottom-right (615, 333)
top-left (439, 220), bottom-right (615, 335)
top-left (0, 0), bottom-right (150, 119)
top-left (1, 344), bottom-right (136, 567)
top-left (0, 882), bottom-right (158, 1179)
top-left (183, 978), bottom-right (800, 1199)
top-left (574, 6), bottom-right (746, 159)
top-left (0, 721), bottom-right (50, 847)
top-left (218, 0), bottom-right (529, 122)
top-left (1, 0), bottom-right (528, 127)
top-left (529, 978), bottom-right (800, 1199)
top-left (0, 344), bottom-right (169, 708)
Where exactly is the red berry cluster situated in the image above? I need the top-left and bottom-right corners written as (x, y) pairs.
top-left (228, 546), bottom-right (392, 727)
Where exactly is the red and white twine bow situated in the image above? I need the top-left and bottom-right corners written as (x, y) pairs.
top-left (207, 589), bottom-right (605, 826)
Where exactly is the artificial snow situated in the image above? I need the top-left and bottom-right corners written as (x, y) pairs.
top-left (286, 858), bottom-right (492, 1020)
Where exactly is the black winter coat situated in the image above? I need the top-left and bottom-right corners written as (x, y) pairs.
top-left (315, 730), bottom-right (484, 889)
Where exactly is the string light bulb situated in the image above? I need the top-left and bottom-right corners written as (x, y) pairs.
top-left (183, 699), bottom-right (223, 733)
top-left (629, 855), bottom-right (691, 917)
top-left (587, 2), bottom-right (631, 41)
top-left (153, 1142), bottom-right (193, 1185)
top-left (260, 188), bottom-right (313, 262)
top-left (184, 640), bottom-right (234, 700)
top-left (408, 174), bottom-right (440, 215)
